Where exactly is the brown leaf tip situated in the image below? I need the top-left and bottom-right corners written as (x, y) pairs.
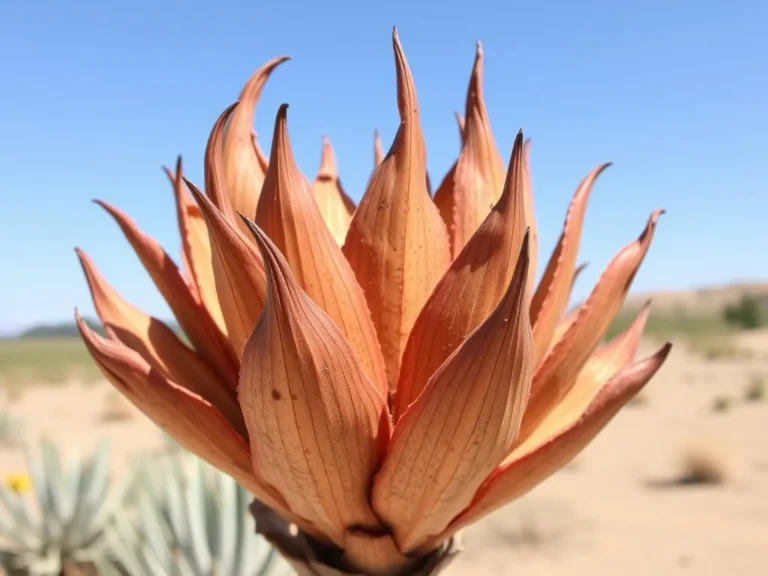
top-left (392, 28), bottom-right (418, 121)
top-left (240, 215), bottom-right (297, 307)
top-left (234, 56), bottom-right (291, 116)
top-left (468, 41), bottom-right (484, 102)
top-left (266, 104), bottom-right (298, 177)
top-left (642, 209), bottom-right (665, 238)
top-left (496, 130), bottom-right (525, 206)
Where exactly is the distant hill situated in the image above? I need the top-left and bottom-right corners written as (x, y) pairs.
top-left (12, 280), bottom-right (768, 340)
top-left (18, 317), bottom-right (104, 339)
top-left (16, 318), bottom-right (182, 340)
top-left (623, 280), bottom-right (768, 315)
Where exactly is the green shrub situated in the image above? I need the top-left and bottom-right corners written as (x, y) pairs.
top-left (723, 295), bottom-right (766, 330)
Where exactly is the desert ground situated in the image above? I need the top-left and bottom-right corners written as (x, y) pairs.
top-left (1, 306), bottom-right (767, 574)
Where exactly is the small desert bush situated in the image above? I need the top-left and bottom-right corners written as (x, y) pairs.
top-left (745, 374), bottom-right (766, 403)
top-left (676, 444), bottom-right (728, 485)
top-left (711, 395), bottom-right (732, 413)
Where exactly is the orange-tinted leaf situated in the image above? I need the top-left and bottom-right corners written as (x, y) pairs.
top-left (395, 132), bottom-right (527, 419)
top-left (95, 201), bottom-right (238, 384)
top-left (76, 249), bottom-right (244, 434)
top-left (163, 157), bottom-right (227, 335)
top-left (433, 344), bottom-right (671, 544)
top-left (508, 304), bottom-right (655, 477)
top-left (255, 106), bottom-right (387, 393)
top-left (251, 131), bottom-right (269, 173)
top-left (185, 185), bottom-right (266, 358)
top-left (185, 104), bottom-right (269, 357)
top-left (343, 29), bottom-right (451, 389)
top-left (433, 42), bottom-right (506, 257)
top-left (529, 163), bottom-right (611, 366)
top-left (238, 223), bottom-right (388, 548)
top-left (519, 210), bottom-right (663, 443)
top-left (75, 312), bottom-right (291, 518)
top-left (570, 262), bottom-right (588, 300)
top-left (454, 111), bottom-right (465, 145)
top-left (310, 135), bottom-right (356, 246)
top-left (530, 301), bottom-right (653, 435)
top-left (373, 129), bottom-right (384, 168)
top-left (221, 56), bottom-right (289, 234)
top-left (522, 139), bottom-right (538, 290)
top-left (373, 235), bottom-right (533, 553)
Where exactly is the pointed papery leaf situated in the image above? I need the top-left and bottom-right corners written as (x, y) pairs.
top-left (433, 42), bottom-right (506, 258)
top-left (519, 210), bottom-right (663, 443)
top-left (373, 129), bottom-right (384, 168)
top-left (544, 262), bottom-right (590, 357)
top-left (186, 180), bottom-right (267, 358)
top-left (550, 307), bottom-right (579, 353)
top-left (251, 131), bottom-right (269, 173)
top-left (431, 344), bottom-right (671, 545)
top-left (95, 200), bottom-right (238, 384)
top-left (255, 105), bottom-right (387, 393)
top-left (76, 249), bottom-right (244, 434)
top-left (75, 312), bottom-right (294, 521)
top-left (570, 262), bottom-right (588, 300)
top-left (238, 222), bottom-right (389, 548)
top-left (187, 103), bottom-right (269, 357)
top-left (163, 157), bottom-right (227, 335)
top-left (529, 163), bottom-right (611, 366)
top-left (221, 56), bottom-right (289, 233)
top-left (454, 111), bottom-right (465, 145)
top-left (522, 139), bottom-right (538, 291)
top-left (373, 234), bottom-right (533, 553)
top-left (343, 29), bottom-right (451, 389)
top-left (531, 301), bottom-right (653, 433)
top-left (395, 132), bottom-right (527, 419)
top-left (310, 135), bottom-right (356, 246)
top-left (506, 303), bottom-right (655, 476)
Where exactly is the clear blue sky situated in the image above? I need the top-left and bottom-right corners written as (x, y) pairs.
top-left (1, 0), bottom-right (766, 334)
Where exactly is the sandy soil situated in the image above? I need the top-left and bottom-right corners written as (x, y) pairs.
top-left (1, 336), bottom-right (767, 575)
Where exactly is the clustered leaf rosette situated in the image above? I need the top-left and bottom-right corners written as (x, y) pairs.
top-left (76, 29), bottom-right (670, 576)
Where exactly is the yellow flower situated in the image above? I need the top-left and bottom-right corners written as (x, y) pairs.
top-left (75, 29), bottom-right (671, 575)
top-left (4, 473), bottom-right (31, 494)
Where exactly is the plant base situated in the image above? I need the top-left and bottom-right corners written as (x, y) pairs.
top-left (250, 501), bottom-right (462, 576)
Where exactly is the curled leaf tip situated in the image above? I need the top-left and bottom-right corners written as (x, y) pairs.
top-left (221, 57), bottom-right (287, 227)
